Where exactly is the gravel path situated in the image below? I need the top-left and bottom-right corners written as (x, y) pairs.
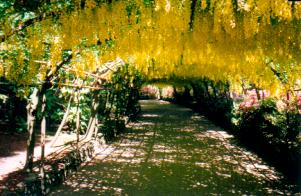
top-left (50, 100), bottom-right (295, 195)
top-left (0, 135), bottom-right (55, 181)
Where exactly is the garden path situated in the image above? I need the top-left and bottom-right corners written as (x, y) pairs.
top-left (50, 100), bottom-right (293, 195)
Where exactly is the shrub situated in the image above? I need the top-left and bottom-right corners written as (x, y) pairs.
top-left (233, 97), bottom-right (301, 180)
top-left (189, 78), bottom-right (233, 128)
top-left (101, 64), bottom-right (143, 141)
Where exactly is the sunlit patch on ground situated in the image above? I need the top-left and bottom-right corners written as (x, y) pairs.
top-left (141, 114), bottom-right (160, 118)
top-left (50, 100), bottom-right (296, 195)
top-left (0, 133), bottom-right (79, 180)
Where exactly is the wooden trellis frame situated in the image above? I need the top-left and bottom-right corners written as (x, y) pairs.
top-left (24, 53), bottom-right (123, 173)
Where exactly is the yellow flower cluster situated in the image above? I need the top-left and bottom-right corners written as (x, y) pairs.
top-left (0, 0), bottom-right (300, 97)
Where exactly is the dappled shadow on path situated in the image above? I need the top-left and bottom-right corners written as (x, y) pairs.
top-left (50, 100), bottom-right (295, 195)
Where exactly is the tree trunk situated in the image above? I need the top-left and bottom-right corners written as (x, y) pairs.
top-left (25, 53), bottom-right (73, 170)
top-left (255, 88), bottom-right (261, 100)
top-left (291, 1), bottom-right (295, 17)
top-left (204, 81), bottom-right (211, 99)
top-left (24, 88), bottom-right (39, 172)
top-left (189, 0), bottom-right (197, 31)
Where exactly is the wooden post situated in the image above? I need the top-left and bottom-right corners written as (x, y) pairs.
top-left (50, 94), bottom-right (73, 147)
top-left (85, 91), bottom-right (100, 140)
top-left (75, 90), bottom-right (81, 145)
top-left (76, 111), bottom-right (81, 142)
top-left (40, 93), bottom-right (46, 195)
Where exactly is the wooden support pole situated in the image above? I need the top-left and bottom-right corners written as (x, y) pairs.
top-left (40, 93), bottom-right (46, 195)
top-left (84, 91), bottom-right (101, 140)
top-left (50, 94), bottom-right (74, 147)
top-left (75, 90), bottom-right (81, 146)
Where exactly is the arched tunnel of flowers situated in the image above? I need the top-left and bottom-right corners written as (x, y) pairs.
top-left (0, 0), bottom-right (300, 195)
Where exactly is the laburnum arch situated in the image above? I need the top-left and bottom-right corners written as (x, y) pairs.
top-left (0, 0), bottom-right (300, 96)
top-left (0, 0), bottom-right (301, 183)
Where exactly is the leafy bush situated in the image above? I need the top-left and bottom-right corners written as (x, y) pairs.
top-left (101, 119), bottom-right (116, 141)
top-left (189, 78), bottom-right (233, 128)
top-left (101, 119), bottom-right (126, 141)
top-left (233, 98), bottom-right (301, 180)
top-left (15, 116), bottom-right (27, 133)
top-left (101, 64), bottom-right (143, 141)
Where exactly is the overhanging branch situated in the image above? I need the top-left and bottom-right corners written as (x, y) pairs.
top-left (0, 10), bottom-right (64, 43)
